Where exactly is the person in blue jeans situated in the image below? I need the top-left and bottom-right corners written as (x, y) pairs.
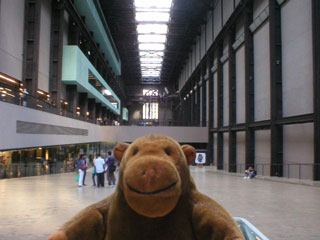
top-left (244, 166), bottom-right (257, 179)
top-left (77, 154), bottom-right (88, 186)
top-left (105, 151), bottom-right (116, 186)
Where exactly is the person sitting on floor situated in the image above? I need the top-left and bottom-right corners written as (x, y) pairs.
top-left (244, 166), bottom-right (257, 179)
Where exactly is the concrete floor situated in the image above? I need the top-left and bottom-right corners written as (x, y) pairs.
top-left (0, 167), bottom-right (319, 240)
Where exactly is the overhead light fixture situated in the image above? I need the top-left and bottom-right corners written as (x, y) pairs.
top-left (139, 43), bottom-right (165, 51)
top-left (138, 34), bottom-right (166, 43)
top-left (0, 73), bottom-right (18, 84)
top-left (137, 24), bottom-right (168, 34)
top-left (136, 12), bottom-right (170, 22)
top-left (103, 89), bottom-right (112, 96)
top-left (134, 0), bottom-right (172, 9)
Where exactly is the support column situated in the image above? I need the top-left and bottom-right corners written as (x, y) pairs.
top-left (244, 0), bottom-right (255, 169)
top-left (66, 85), bottom-right (78, 114)
top-left (101, 107), bottom-right (107, 125)
top-left (22, 0), bottom-right (41, 96)
top-left (312, 0), bottom-right (320, 180)
top-left (191, 83), bottom-right (195, 126)
top-left (217, 43), bottom-right (224, 170)
top-left (96, 103), bottom-right (102, 120)
top-left (196, 79), bottom-right (201, 126)
top-left (49, 0), bottom-right (64, 110)
top-left (208, 56), bottom-right (214, 165)
top-left (228, 28), bottom-right (237, 173)
top-left (79, 93), bottom-right (88, 117)
top-left (269, 0), bottom-right (283, 177)
top-left (88, 98), bottom-right (96, 122)
top-left (68, 18), bottom-right (80, 45)
top-left (202, 70), bottom-right (207, 127)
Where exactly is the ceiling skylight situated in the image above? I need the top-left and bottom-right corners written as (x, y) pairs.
top-left (135, 0), bottom-right (173, 9)
top-left (137, 24), bottom-right (168, 34)
top-left (139, 43), bottom-right (165, 51)
top-left (136, 12), bottom-right (170, 22)
top-left (138, 35), bottom-right (166, 43)
top-left (135, 0), bottom-right (173, 79)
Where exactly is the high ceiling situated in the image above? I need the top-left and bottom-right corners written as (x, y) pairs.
top-left (99, 0), bottom-right (211, 90)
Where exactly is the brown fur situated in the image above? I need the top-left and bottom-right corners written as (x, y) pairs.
top-left (48, 135), bottom-right (244, 240)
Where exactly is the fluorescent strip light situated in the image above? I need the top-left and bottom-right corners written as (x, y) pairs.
top-left (136, 12), bottom-right (170, 22)
top-left (137, 24), bottom-right (168, 34)
top-left (135, 0), bottom-right (173, 9)
top-left (0, 73), bottom-right (17, 84)
top-left (138, 35), bottom-right (166, 43)
top-left (139, 51), bottom-right (164, 57)
top-left (136, 8), bottom-right (170, 12)
top-left (139, 43), bottom-right (165, 51)
top-left (103, 89), bottom-right (112, 96)
top-left (140, 57), bottom-right (163, 62)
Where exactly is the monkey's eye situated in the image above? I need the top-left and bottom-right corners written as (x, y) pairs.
top-left (133, 148), bottom-right (139, 155)
top-left (164, 148), bottom-right (171, 156)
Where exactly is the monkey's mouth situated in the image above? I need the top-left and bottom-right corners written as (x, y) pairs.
top-left (126, 182), bottom-right (177, 195)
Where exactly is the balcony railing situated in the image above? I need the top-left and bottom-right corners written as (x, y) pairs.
top-left (0, 82), bottom-right (103, 125)
top-left (0, 163), bottom-right (77, 179)
top-left (129, 119), bottom-right (208, 127)
top-left (218, 163), bottom-right (320, 181)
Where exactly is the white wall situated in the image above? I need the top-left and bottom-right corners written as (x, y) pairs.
top-left (281, 0), bottom-right (313, 117)
top-left (236, 132), bottom-right (246, 173)
top-left (254, 21), bottom-right (270, 121)
top-left (38, 0), bottom-right (52, 92)
top-left (255, 130), bottom-right (271, 176)
top-left (283, 123), bottom-right (314, 180)
top-left (201, 25), bottom-right (206, 58)
top-left (236, 45), bottom-right (245, 123)
top-left (223, 0), bottom-right (233, 25)
top-left (206, 12), bottom-right (213, 51)
top-left (63, 10), bottom-right (69, 46)
top-left (0, 101), bottom-right (208, 150)
top-left (0, 0), bottom-right (25, 80)
top-left (213, 0), bottom-right (222, 39)
top-left (253, 0), bottom-right (269, 19)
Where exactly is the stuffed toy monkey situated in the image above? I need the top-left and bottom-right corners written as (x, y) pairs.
top-left (48, 134), bottom-right (244, 240)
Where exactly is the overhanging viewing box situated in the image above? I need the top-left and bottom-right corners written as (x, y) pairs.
top-left (74, 0), bottom-right (121, 76)
top-left (62, 45), bottom-right (121, 115)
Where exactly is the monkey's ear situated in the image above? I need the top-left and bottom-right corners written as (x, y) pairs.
top-left (181, 145), bottom-right (196, 165)
top-left (114, 143), bottom-right (129, 162)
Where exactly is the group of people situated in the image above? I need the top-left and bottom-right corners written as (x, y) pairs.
top-left (92, 151), bottom-right (117, 188)
top-left (76, 151), bottom-right (117, 188)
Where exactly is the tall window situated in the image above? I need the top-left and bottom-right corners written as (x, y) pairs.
top-left (143, 89), bottom-right (159, 119)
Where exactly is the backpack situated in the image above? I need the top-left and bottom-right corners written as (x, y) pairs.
top-left (109, 163), bottom-right (116, 173)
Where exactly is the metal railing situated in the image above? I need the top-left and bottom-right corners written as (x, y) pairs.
top-left (0, 163), bottom-right (76, 179)
top-left (0, 82), bottom-right (98, 125)
top-left (218, 163), bottom-right (319, 180)
top-left (128, 119), bottom-right (208, 127)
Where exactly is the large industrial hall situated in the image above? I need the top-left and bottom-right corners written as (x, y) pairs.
top-left (0, 0), bottom-right (319, 239)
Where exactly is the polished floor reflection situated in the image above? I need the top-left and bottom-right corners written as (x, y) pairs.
top-left (0, 167), bottom-right (319, 240)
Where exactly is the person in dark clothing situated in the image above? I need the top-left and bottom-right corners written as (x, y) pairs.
top-left (77, 154), bottom-right (88, 187)
top-left (105, 151), bottom-right (116, 186)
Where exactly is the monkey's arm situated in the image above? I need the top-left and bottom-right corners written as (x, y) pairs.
top-left (48, 196), bottom-right (112, 240)
top-left (191, 192), bottom-right (244, 240)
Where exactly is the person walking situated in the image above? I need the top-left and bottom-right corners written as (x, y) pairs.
top-left (94, 154), bottom-right (105, 187)
top-left (77, 154), bottom-right (88, 187)
top-left (92, 155), bottom-right (97, 186)
top-left (105, 151), bottom-right (116, 187)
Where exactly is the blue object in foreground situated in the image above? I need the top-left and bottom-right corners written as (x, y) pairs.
top-left (234, 217), bottom-right (269, 240)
